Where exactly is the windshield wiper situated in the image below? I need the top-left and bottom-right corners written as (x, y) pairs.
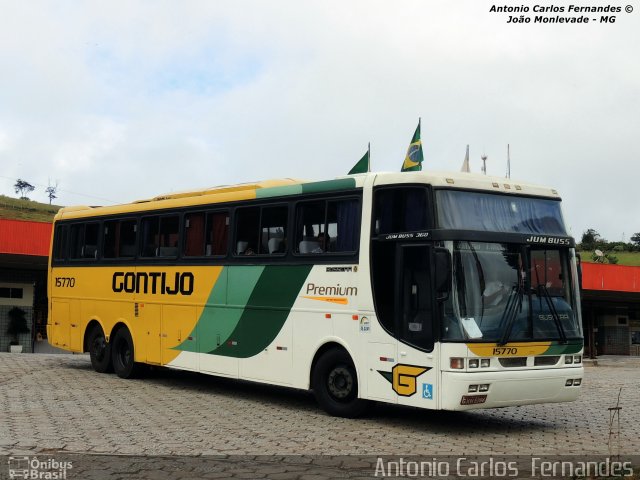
top-left (497, 285), bottom-right (524, 346)
top-left (537, 285), bottom-right (568, 344)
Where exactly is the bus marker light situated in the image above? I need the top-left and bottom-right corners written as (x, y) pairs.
top-left (468, 385), bottom-right (478, 393)
top-left (380, 357), bottom-right (395, 362)
top-left (325, 313), bottom-right (332, 319)
top-left (574, 355), bottom-right (582, 363)
top-left (352, 315), bottom-right (359, 320)
top-left (276, 346), bottom-right (288, 351)
top-left (468, 359), bottom-right (479, 368)
top-left (565, 379), bottom-right (573, 386)
top-left (446, 178), bottom-right (455, 184)
top-left (479, 384), bottom-right (489, 392)
top-left (565, 355), bottom-right (573, 364)
top-left (480, 359), bottom-right (490, 368)
top-left (227, 340), bottom-right (238, 346)
top-left (450, 358), bottom-right (464, 369)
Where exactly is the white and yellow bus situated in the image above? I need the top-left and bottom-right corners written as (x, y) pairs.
top-left (48, 172), bottom-right (583, 417)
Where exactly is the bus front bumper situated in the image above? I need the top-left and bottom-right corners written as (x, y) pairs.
top-left (441, 367), bottom-right (584, 410)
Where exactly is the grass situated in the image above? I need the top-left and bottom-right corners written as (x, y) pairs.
top-left (578, 250), bottom-right (640, 267)
top-left (0, 195), bottom-right (61, 223)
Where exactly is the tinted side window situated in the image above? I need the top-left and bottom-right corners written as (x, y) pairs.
top-left (141, 215), bottom-right (179, 257)
top-left (104, 219), bottom-right (137, 258)
top-left (53, 225), bottom-right (67, 261)
top-left (184, 211), bottom-right (229, 257)
top-left (374, 187), bottom-right (429, 235)
top-left (295, 198), bottom-right (360, 254)
top-left (235, 206), bottom-right (287, 256)
top-left (69, 223), bottom-right (100, 260)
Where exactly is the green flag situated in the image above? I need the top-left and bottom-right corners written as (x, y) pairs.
top-left (348, 147), bottom-right (370, 175)
top-left (401, 122), bottom-right (423, 172)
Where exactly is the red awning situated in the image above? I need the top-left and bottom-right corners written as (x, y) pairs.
top-left (581, 262), bottom-right (640, 293)
top-left (0, 218), bottom-right (52, 257)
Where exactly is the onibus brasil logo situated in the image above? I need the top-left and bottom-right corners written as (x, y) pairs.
top-left (7, 456), bottom-right (72, 479)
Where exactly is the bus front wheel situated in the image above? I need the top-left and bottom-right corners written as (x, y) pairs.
top-left (312, 348), bottom-right (369, 418)
top-left (88, 325), bottom-right (113, 373)
top-left (111, 327), bottom-right (142, 379)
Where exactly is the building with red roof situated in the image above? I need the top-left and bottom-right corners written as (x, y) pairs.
top-left (0, 218), bottom-right (52, 352)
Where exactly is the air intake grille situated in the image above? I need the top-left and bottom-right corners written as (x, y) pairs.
top-left (498, 357), bottom-right (527, 367)
top-left (534, 356), bottom-right (560, 366)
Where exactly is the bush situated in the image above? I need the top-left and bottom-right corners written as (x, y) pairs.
top-left (7, 307), bottom-right (29, 345)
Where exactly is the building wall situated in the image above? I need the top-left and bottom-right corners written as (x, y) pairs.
top-left (0, 270), bottom-right (43, 353)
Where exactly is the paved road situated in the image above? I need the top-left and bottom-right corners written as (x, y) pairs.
top-left (1, 353), bottom-right (638, 478)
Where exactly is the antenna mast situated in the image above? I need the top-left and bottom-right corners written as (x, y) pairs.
top-left (506, 144), bottom-right (511, 179)
top-left (481, 153), bottom-right (488, 175)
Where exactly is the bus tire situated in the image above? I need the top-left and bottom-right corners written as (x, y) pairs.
top-left (111, 327), bottom-right (142, 379)
top-left (312, 348), bottom-right (369, 418)
top-left (88, 325), bottom-right (113, 373)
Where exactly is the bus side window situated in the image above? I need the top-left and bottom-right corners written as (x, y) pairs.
top-left (295, 198), bottom-right (359, 254)
top-left (184, 213), bottom-right (205, 257)
top-left (260, 206), bottom-right (287, 255)
top-left (68, 223), bottom-right (99, 260)
top-left (206, 211), bottom-right (229, 256)
top-left (140, 217), bottom-right (160, 257)
top-left (157, 215), bottom-right (179, 257)
top-left (374, 187), bottom-right (429, 235)
top-left (53, 225), bottom-right (68, 261)
top-left (104, 219), bottom-right (137, 259)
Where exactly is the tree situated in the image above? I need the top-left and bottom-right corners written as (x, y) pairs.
top-left (631, 232), bottom-right (640, 246)
top-left (580, 228), bottom-right (602, 251)
top-left (14, 179), bottom-right (35, 200)
top-left (45, 180), bottom-right (59, 205)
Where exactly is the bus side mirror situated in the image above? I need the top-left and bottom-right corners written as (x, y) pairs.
top-left (576, 252), bottom-right (583, 291)
top-left (434, 248), bottom-right (452, 301)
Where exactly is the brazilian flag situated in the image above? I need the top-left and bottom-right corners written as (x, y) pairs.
top-left (401, 122), bottom-right (423, 172)
top-left (348, 149), bottom-right (370, 175)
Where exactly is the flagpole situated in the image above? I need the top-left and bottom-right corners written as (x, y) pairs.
top-left (367, 142), bottom-right (371, 172)
top-left (507, 144), bottom-right (511, 179)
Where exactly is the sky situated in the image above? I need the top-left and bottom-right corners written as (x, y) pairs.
top-left (0, 1), bottom-right (638, 241)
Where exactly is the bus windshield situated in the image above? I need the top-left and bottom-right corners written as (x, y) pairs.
top-left (441, 242), bottom-right (582, 342)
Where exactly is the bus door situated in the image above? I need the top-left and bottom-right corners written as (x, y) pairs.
top-left (394, 243), bottom-right (440, 410)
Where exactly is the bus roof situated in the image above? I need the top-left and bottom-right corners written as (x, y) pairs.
top-left (54, 171), bottom-right (560, 221)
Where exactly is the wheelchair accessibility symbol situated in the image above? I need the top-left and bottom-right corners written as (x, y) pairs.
top-left (422, 383), bottom-right (433, 400)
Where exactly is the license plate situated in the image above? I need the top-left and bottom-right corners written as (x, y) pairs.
top-left (460, 395), bottom-right (487, 405)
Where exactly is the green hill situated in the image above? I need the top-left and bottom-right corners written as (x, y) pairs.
top-left (0, 195), bottom-right (61, 223)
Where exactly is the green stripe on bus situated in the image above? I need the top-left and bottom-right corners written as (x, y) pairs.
top-left (301, 178), bottom-right (356, 194)
top-left (176, 266), bottom-right (265, 353)
top-left (255, 184), bottom-right (303, 199)
top-left (208, 264), bottom-right (312, 358)
top-left (256, 178), bottom-right (355, 199)
top-left (544, 341), bottom-right (583, 355)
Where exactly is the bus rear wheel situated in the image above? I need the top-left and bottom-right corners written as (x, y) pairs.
top-left (88, 325), bottom-right (113, 373)
top-left (312, 348), bottom-right (369, 418)
top-left (111, 327), bottom-right (142, 379)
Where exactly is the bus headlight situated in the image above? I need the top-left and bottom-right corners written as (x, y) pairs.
top-left (468, 359), bottom-right (479, 368)
top-left (565, 355), bottom-right (573, 364)
top-left (573, 355), bottom-right (582, 364)
top-left (480, 358), bottom-right (490, 368)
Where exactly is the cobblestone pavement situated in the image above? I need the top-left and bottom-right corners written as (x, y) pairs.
top-left (1, 354), bottom-right (638, 478)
